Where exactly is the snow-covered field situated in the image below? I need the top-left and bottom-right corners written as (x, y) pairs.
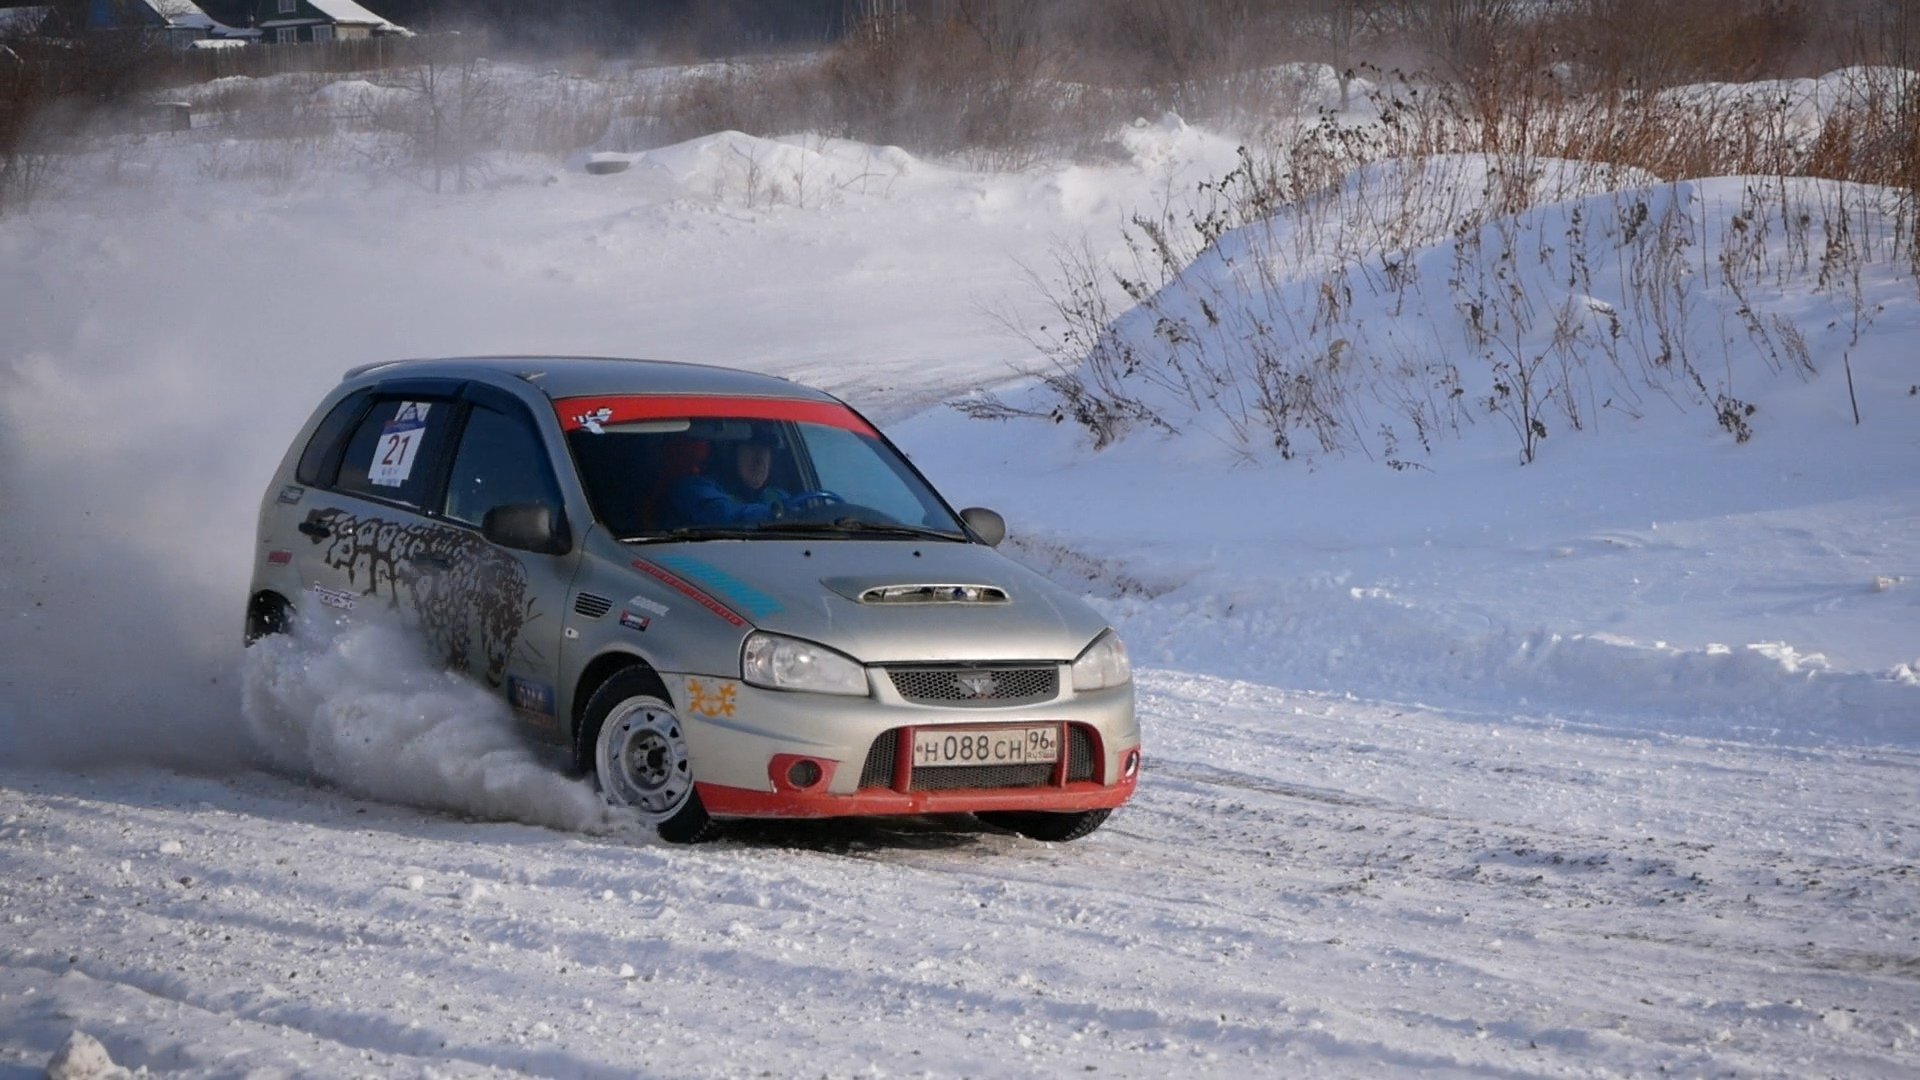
top-left (2, 67), bottom-right (1918, 1077)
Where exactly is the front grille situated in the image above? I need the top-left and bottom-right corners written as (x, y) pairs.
top-left (573, 592), bottom-right (613, 619)
top-left (859, 730), bottom-right (898, 788)
top-left (856, 724), bottom-right (1100, 791)
top-left (885, 665), bottom-right (1058, 708)
top-left (912, 764), bottom-right (1053, 791)
top-left (1067, 726), bottom-right (1095, 782)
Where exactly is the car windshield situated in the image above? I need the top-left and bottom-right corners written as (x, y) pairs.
top-left (559, 396), bottom-right (968, 542)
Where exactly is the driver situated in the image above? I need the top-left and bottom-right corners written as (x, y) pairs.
top-left (671, 426), bottom-right (812, 525)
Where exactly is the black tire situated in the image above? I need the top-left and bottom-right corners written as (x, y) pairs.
top-left (577, 668), bottom-right (718, 844)
top-left (244, 593), bottom-right (291, 646)
top-left (977, 808), bottom-right (1112, 843)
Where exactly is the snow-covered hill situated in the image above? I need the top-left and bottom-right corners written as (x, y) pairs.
top-left (2, 72), bottom-right (1917, 1077)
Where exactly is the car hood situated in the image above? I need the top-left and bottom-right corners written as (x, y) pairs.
top-left (632, 540), bottom-right (1108, 664)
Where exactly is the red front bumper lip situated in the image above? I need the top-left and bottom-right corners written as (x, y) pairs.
top-left (696, 774), bottom-right (1138, 820)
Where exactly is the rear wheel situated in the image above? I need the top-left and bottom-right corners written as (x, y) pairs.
top-left (977, 808), bottom-right (1111, 843)
top-left (244, 593), bottom-right (291, 646)
top-left (577, 669), bottom-right (717, 844)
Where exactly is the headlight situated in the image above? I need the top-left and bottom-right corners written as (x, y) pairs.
top-left (1071, 630), bottom-right (1132, 691)
top-left (741, 631), bottom-right (869, 696)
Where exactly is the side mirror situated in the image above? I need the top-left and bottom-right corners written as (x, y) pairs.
top-left (959, 506), bottom-right (1006, 547)
top-left (483, 503), bottom-right (570, 555)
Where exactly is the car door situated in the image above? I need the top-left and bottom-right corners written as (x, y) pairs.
top-left (291, 385), bottom-right (462, 626)
top-left (428, 388), bottom-right (580, 736)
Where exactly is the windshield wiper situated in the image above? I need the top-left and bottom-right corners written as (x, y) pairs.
top-left (621, 526), bottom-right (768, 543)
top-left (622, 520), bottom-right (967, 543)
top-left (772, 519), bottom-right (967, 541)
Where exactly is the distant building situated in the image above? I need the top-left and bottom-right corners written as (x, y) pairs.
top-left (250, 0), bottom-right (406, 45)
top-left (0, 6), bottom-right (54, 37)
top-left (61, 0), bottom-right (250, 46)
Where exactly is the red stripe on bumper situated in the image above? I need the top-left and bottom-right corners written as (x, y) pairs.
top-left (696, 775), bottom-right (1137, 820)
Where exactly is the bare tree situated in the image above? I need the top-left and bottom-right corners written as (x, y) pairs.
top-left (1393, 0), bottom-right (1521, 80)
top-left (1300, 0), bottom-right (1390, 109)
top-left (384, 48), bottom-right (509, 193)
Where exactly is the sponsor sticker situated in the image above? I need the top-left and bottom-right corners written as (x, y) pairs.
top-left (618, 610), bottom-right (650, 633)
top-left (573, 407), bottom-right (614, 434)
top-left (267, 549), bottom-right (293, 566)
top-left (368, 401), bottom-right (431, 488)
top-left (310, 583), bottom-right (356, 611)
top-left (276, 484), bottom-right (305, 505)
top-left (625, 595), bottom-right (670, 617)
top-left (508, 676), bottom-right (557, 727)
top-left (686, 678), bottom-right (737, 719)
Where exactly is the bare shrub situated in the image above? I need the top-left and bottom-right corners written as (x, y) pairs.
top-left (0, 37), bottom-right (54, 213)
top-left (1009, 42), bottom-right (1914, 465)
top-left (507, 73), bottom-right (626, 157)
top-left (1550, 0), bottom-right (1822, 90)
top-left (816, 3), bottom-right (1080, 166)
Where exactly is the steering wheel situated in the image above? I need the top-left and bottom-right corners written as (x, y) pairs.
top-left (781, 490), bottom-right (843, 517)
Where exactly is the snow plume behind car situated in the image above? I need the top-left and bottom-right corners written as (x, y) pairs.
top-left (241, 611), bottom-right (624, 834)
top-left (0, 347), bottom-right (275, 772)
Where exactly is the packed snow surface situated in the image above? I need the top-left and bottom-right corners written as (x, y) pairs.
top-left (2, 68), bottom-right (1917, 1077)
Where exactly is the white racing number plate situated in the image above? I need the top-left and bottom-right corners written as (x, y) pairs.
top-left (911, 725), bottom-right (1061, 768)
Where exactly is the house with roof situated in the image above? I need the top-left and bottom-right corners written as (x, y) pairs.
top-left (250, 0), bottom-right (405, 44)
top-left (70, 0), bottom-right (249, 46)
top-left (0, 5), bottom-right (54, 37)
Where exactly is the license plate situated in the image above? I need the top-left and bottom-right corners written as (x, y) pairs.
top-left (911, 726), bottom-right (1061, 768)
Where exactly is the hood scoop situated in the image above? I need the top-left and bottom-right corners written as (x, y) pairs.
top-left (848, 583), bottom-right (1010, 605)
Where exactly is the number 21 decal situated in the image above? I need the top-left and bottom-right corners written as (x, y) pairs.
top-left (369, 402), bottom-right (431, 488)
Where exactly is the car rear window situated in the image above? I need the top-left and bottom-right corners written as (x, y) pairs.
top-left (294, 390), bottom-right (371, 487)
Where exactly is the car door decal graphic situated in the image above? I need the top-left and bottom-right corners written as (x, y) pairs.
top-left (304, 507), bottom-right (536, 687)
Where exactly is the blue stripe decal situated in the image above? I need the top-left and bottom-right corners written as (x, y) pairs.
top-left (649, 555), bottom-right (784, 619)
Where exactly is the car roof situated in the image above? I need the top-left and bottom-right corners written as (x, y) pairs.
top-left (343, 355), bottom-right (842, 404)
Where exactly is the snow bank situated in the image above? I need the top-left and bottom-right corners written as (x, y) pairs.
top-left (1005, 157), bottom-right (1914, 476)
top-left (241, 612), bottom-right (622, 832)
top-left (1105, 579), bottom-right (1920, 748)
top-left (1658, 66), bottom-right (1918, 135)
top-left (1114, 112), bottom-right (1245, 174)
top-left (45, 1030), bottom-right (127, 1080)
top-left (625, 130), bottom-right (918, 208)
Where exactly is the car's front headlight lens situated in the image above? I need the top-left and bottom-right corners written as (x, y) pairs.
top-left (741, 631), bottom-right (870, 696)
top-left (1071, 630), bottom-right (1132, 691)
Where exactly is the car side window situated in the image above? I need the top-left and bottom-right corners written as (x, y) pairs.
top-left (443, 404), bottom-right (563, 527)
top-left (333, 398), bottom-right (455, 510)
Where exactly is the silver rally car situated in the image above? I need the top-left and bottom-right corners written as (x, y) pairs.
top-left (249, 357), bottom-right (1141, 842)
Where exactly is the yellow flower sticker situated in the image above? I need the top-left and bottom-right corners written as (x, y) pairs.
top-left (686, 678), bottom-right (738, 719)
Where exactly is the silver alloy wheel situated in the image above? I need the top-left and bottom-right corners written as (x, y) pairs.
top-left (594, 696), bottom-right (693, 821)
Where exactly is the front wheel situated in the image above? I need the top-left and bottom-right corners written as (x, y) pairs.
top-left (577, 670), bottom-right (717, 844)
top-left (977, 808), bottom-right (1111, 843)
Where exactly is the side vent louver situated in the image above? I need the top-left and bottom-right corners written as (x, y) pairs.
top-left (573, 593), bottom-right (613, 619)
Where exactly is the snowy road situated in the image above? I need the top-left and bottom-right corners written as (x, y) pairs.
top-left (5, 76), bottom-right (1919, 1079)
top-left (5, 672), bottom-right (1916, 1078)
